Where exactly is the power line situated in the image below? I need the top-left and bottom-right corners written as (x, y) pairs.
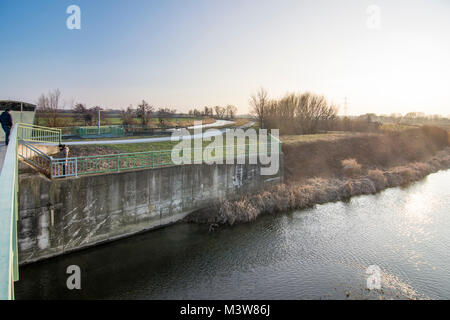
top-left (343, 97), bottom-right (348, 116)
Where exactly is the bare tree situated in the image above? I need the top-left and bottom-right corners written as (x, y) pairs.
top-left (226, 105), bottom-right (237, 119)
top-left (260, 90), bottom-right (338, 134)
top-left (214, 106), bottom-right (226, 119)
top-left (89, 106), bottom-right (103, 126)
top-left (250, 87), bottom-right (269, 128)
top-left (296, 92), bottom-right (338, 133)
top-left (36, 89), bottom-right (62, 127)
top-left (157, 107), bottom-right (176, 117)
top-left (189, 108), bottom-right (202, 117)
top-left (137, 100), bottom-right (154, 126)
top-left (73, 103), bottom-right (93, 125)
top-left (203, 106), bottom-right (212, 117)
top-left (121, 105), bottom-right (136, 126)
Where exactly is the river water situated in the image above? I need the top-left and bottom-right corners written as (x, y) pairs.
top-left (16, 170), bottom-right (450, 300)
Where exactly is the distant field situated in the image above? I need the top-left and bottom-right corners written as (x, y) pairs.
top-left (380, 121), bottom-right (450, 132)
top-left (380, 123), bottom-right (419, 131)
top-left (280, 132), bottom-right (378, 145)
top-left (35, 115), bottom-right (216, 128)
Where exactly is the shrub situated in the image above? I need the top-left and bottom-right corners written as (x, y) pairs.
top-left (341, 158), bottom-right (362, 177)
top-left (367, 169), bottom-right (387, 191)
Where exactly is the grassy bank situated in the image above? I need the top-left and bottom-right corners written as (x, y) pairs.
top-left (282, 126), bottom-right (449, 182)
top-left (187, 126), bottom-right (450, 225)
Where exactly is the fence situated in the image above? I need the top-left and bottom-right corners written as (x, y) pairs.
top-left (18, 142), bottom-right (52, 177)
top-left (0, 123), bottom-right (63, 300)
top-left (17, 123), bottom-right (61, 144)
top-left (122, 125), bottom-right (173, 136)
top-left (16, 125), bottom-right (281, 179)
top-left (72, 126), bottom-right (125, 138)
top-left (20, 139), bottom-right (281, 179)
top-left (0, 125), bottom-right (20, 300)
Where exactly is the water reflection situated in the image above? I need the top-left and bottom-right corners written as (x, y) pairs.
top-left (16, 170), bottom-right (450, 300)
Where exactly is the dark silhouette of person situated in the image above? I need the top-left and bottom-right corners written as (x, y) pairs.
top-left (0, 109), bottom-right (13, 145)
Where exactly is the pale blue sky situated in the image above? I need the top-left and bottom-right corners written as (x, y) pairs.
top-left (1, 0), bottom-right (449, 115)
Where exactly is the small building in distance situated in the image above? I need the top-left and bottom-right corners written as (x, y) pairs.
top-left (0, 100), bottom-right (36, 112)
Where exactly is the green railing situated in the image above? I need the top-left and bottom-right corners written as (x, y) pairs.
top-left (0, 123), bottom-right (61, 300)
top-left (48, 136), bottom-right (281, 178)
top-left (16, 126), bottom-right (281, 180)
top-left (17, 123), bottom-right (61, 144)
top-left (0, 125), bottom-right (20, 300)
top-left (72, 126), bottom-right (125, 138)
top-left (18, 142), bottom-right (52, 177)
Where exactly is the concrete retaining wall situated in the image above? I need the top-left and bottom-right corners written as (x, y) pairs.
top-left (18, 161), bottom-right (283, 264)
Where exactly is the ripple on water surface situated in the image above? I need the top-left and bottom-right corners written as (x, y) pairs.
top-left (15, 170), bottom-right (450, 300)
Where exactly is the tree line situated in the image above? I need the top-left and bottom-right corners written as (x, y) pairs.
top-left (188, 105), bottom-right (237, 119)
top-left (36, 89), bottom-right (238, 127)
top-left (250, 88), bottom-right (339, 135)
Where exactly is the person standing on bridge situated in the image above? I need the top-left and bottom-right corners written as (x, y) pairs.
top-left (0, 108), bottom-right (13, 146)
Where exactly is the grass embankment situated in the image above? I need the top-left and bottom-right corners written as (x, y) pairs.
top-left (282, 126), bottom-right (448, 182)
top-left (186, 126), bottom-right (450, 225)
top-left (64, 119), bottom-right (250, 156)
top-left (67, 141), bottom-right (179, 156)
top-left (62, 135), bottom-right (262, 158)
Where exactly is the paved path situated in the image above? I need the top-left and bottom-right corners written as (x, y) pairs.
top-left (64, 121), bottom-right (255, 146)
top-left (179, 119), bottom-right (234, 130)
top-left (238, 120), bottom-right (255, 129)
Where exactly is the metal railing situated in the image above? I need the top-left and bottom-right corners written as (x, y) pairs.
top-left (15, 126), bottom-right (281, 180)
top-left (46, 137), bottom-right (280, 178)
top-left (18, 142), bottom-right (52, 177)
top-left (70, 125), bottom-right (125, 138)
top-left (0, 123), bottom-right (62, 299)
top-left (0, 125), bottom-right (20, 300)
top-left (17, 123), bottom-right (61, 144)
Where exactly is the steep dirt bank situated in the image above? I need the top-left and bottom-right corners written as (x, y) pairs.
top-left (187, 127), bottom-right (450, 225)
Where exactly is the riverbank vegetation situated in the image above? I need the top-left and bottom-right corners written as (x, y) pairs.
top-left (187, 125), bottom-right (450, 225)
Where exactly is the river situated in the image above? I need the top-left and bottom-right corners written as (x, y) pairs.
top-left (15, 170), bottom-right (450, 300)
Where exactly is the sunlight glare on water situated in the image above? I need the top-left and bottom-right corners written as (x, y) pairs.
top-left (15, 170), bottom-right (450, 300)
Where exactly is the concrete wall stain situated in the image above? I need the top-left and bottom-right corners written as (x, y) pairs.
top-left (18, 161), bottom-right (283, 264)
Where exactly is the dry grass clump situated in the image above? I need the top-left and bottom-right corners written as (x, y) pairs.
top-left (186, 148), bottom-right (450, 226)
top-left (341, 158), bottom-right (362, 177)
top-left (368, 169), bottom-right (387, 191)
top-left (384, 166), bottom-right (416, 187)
top-left (218, 200), bottom-right (259, 225)
top-left (385, 164), bottom-right (433, 187)
top-left (341, 178), bottom-right (376, 197)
